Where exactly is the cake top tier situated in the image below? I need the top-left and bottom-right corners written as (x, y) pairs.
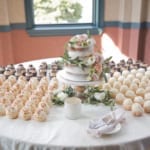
top-left (67, 33), bottom-right (95, 51)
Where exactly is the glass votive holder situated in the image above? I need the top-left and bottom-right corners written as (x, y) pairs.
top-left (64, 97), bottom-right (82, 120)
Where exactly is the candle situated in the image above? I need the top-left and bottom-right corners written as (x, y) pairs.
top-left (64, 97), bottom-right (82, 120)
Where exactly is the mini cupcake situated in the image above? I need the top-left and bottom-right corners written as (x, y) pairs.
top-left (0, 66), bottom-right (5, 74)
top-left (33, 108), bottom-right (47, 122)
top-left (123, 98), bottom-right (133, 111)
top-left (134, 96), bottom-right (144, 106)
top-left (6, 106), bottom-right (19, 119)
top-left (38, 101), bottom-right (49, 114)
top-left (19, 107), bottom-right (32, 120)
top-left (131, 103), bottom-right (144, 117)
top-left (143, 100), bottom-right (150, 113)
top-left (136, 88), bottom-right (145, 97)
top-left (115, 93), bottom-right (125, 104)
top-left (125, 90), bottom-right (136, 100)
top-left (8, 75), bottom-right (16, 84)
top-left (0, 103), bottom-right (6, 116)
top-left (144, 93), bottom-right (150, 101)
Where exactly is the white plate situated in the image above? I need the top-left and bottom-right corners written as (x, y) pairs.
top-left (104, 123), bottom-right (121, 135)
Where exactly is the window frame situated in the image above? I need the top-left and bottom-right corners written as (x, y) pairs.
top-left (25, 0), bottom-right (104, 36)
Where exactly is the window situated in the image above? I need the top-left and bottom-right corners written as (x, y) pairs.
top-left (25, 0), bottom-right (104, 36)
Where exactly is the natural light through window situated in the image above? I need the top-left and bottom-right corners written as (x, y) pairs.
top-left (101, 33), bottom-right (128, 62)
top-left (33, 0), bottom-right (93, 24)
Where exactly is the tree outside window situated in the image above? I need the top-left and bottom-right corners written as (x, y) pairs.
top-left (33, 0), bottom-right (92, 24)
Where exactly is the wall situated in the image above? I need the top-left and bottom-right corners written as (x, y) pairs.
top-left (102, 0), bottom-right (150, 64)
top-left (0, 0), bottom-right (150, 66)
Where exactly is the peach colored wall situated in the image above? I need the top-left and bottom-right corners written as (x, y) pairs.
top-left (102, 27), bottom-right (140, 58)
top-left (105, 0), bottom-right (150, 22)
top-left (102, 27), bottom-right (150, 64)
top-left (0, 30), bottom-right (101, 65)
top-left (0, 32), bottom-right (14, 65)
top-left (0, 0), bottom-right (25, 25)
top-left (1, 27), bottom-right (150, 66)
top-left (0, 0), bottom-right (150, 66)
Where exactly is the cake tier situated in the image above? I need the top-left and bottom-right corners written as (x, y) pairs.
top-left (67, 43), bottom-right (94, 59)
top-left (67, 33), bottom-right (95, 59)
top-left (57, 70), bottom-right (89, 82)
top-left (64, 65), bottom-right (90, 75)
top-left (57, 70), bottom-right (103, 86)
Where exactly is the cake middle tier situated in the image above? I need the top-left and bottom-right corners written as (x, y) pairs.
top-left (64, 65), bottom-right (90, 75)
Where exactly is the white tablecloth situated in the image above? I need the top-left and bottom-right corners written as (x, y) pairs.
top-left (0, 104), bottom-right (150, 150)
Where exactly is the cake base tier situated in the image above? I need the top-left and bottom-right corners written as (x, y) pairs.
top-left (56, 70), bottom-right (103, 86)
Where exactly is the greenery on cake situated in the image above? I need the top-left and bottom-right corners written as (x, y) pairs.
top-left (62, 50), bottom-right (112, 81)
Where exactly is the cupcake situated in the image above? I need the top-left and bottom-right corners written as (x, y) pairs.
top-left (19, 107), bottom-right (32, 120)
top-left (125, 90), bottom-right (136, 100)
top-left (123, 98), bottom-right (133, 111)
top-left (131, 103), bottom-right (144, 117)
top-left (0, 66), bottom-right (5, 74)
top-left (143, 100), bottom-right (150, 113)
top-left (136, 88), bottom-right (145, 97)
top-left (41, 95), bottom-right (53, 107)
top-left (33, 108), bottom-right (47, 122)
top-left (134, 96), bottom-right (144, 106)
top-left (120, 85), bottom-right (128, 94)
top-left (144, 93), bottom-right (150, 101)
top-left (0, 103), bottom-right (6, 116)
top-left (115, 93), bottom-right (125, 104)
top-left (38, 101), bottom-right (50, 114)
top-left (6, 106), bottom-right (19, 119)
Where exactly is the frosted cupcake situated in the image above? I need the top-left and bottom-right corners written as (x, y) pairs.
top-left (33, 108), bottom-right (47, 122)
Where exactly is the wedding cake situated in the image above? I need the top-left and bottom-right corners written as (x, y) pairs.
top-left (61, 33), bottom-right (103, 82)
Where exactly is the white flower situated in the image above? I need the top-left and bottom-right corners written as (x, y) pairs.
top-left (53, 89), bottom-right (61, 95)
top-left (57, 92), bottom-right (68, 101)
top-left (94, 92), bottom-right (105, 101)
top-left (87, 56), bottom-right (96, 66)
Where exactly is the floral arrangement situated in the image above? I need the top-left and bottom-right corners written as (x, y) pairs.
top-left (51, 86), bottom-right (115, 109)
top-left (62, 50), bottom-right (112, 81)
top-left (68, 33), bottom-right (92, 50)
top-left (83, 86), bottom-right (115, 109)
top-left (52, 86), bottom-right (76, 105)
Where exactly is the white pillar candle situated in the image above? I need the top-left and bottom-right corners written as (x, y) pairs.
top-left (64, 97), bottom-right (82, 120)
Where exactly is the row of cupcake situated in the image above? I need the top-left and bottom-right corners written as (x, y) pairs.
top-left (0, 76), bottom-right (54, 122)
top-left (102, 67), bottom-right (150, 117)
top-left (0, 60), bottom-right (62, 81)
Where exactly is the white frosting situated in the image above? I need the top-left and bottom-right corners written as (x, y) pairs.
top-left (120, 85), bottom-right (128, 94)
top-left (64, 65), bottom-right (90, 75)
top-left (123, 98), bottom-right (133, 110)
top-left (68, 46), bottom-right (93, 59)
top-left (134, 96), bottom-right (144, 106)
top-left (60, 70), bottom-right (88, 82)
top-left (144, 100), bottom-right (150, 112)
top-left (132, 103), bottom-right (144, 116)
top-left (144, 93), bottom-right (150, 100)
top-left (115, 93), bottom-right (125, 104)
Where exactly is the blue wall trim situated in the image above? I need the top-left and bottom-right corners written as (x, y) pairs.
top-left (0, 22), bottom-right (150, 32)
top-left (0, 23), bottom-right (26, 32)
top-left (104, 21), bottom-right (150, 29)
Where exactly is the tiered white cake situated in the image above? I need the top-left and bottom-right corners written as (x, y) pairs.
top-left (59, 33), bottom-right (103, 82)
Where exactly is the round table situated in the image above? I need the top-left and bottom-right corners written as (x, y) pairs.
top-left (0, 104), bottom-right (150, 150)
top-left (0, 58), bottom-right (150, 150)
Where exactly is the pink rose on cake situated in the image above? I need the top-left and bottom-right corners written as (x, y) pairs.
top-left (94, 63), bottom-right (102, 73)
top-left (68, 33), bottom-right (95, 51)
